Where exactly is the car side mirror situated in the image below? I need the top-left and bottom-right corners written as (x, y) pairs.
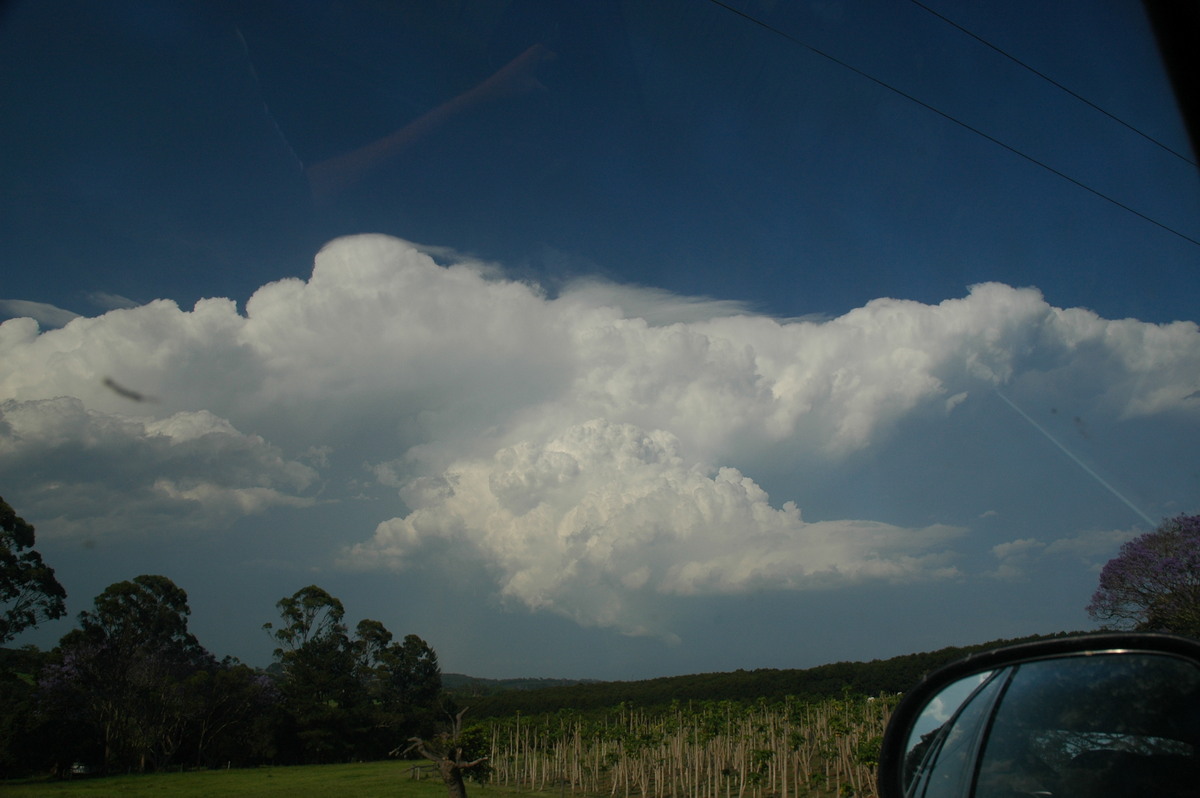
top-left (876, 633), bottom-right (1200, 798)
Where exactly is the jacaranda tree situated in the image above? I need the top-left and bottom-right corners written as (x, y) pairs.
top-left (1087, 514), bottom-right (1200, 637)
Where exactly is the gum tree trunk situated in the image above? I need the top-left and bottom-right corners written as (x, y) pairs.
top-left (401, 709), bottom-right (487, 798)
top-left (434, 755), bottom-right (472, 798)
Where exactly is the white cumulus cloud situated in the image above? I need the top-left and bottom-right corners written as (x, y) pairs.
top-left (0, 397), bottom-right (317, 539)
top-left (1, 235), bottom-right (1197, 632)
top-left (343, 418), bottom-right (963, 636)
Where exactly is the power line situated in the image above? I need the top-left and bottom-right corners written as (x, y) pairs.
top-left (703, 0), bottom-right (1200, 250)
top-left (910, 0), bottom-right (1196, 168)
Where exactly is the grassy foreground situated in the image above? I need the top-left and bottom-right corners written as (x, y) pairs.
top-left (0, 761), bottom-right (525, 798)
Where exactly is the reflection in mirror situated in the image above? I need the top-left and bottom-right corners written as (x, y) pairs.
top-left (908, 671), bottom-right (996, 748)
top-left (900, 652), bottom-right (1200, 798)
top-left (902, 670), bottom-right (1004, 797)
top-left (974, 654), bottom-right (1200, 798)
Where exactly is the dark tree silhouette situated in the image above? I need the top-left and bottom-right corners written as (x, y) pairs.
top-left (44, 575), bottom-right (213, 772)
top-left (264, 586), bottom-right (364, 762)
top-left (0, 495), bottom-right (66, 643)
top-left (265, 585), bottom-right (445, 762)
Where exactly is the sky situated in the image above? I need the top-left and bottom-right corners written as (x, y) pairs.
top-left (1, 0), bottom-right (1199, 681)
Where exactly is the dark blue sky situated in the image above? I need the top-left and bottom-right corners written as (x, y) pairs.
top-left (3, 0), bottom-right (1196, 323)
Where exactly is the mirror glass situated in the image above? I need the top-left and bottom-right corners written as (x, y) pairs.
top-left (901, 653), bottom-right (1200, 798)
top-left (907, 670), bottom-right (998, 750)
top-left (902, 670), bottom-right (1004, 797)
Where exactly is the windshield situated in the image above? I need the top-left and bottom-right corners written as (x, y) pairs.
top-left (1, 0), bottom-right (1197, 679)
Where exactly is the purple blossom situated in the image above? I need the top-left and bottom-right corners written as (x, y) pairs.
top-left (1087, 514), bottom-right (1200, 636)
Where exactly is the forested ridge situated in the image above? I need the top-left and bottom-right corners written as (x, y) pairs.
top-left (452, 631), bottom-right (1081, 718)
top-left (442, 674), bottom-right (602, 694)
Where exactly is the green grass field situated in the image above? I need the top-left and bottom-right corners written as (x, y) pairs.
top-left (0, 761), bottom-right (541, 798)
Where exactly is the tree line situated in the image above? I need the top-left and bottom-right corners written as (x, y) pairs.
top-left (1, 495), bottom-right (448, 778)
top-left (454, 632), bottom-right (1078, 720)
top-left (0, 576), bottom-right (443, 778)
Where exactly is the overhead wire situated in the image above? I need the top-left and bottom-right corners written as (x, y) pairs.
top-left (909, 0), bottom-right (1196, 168)
top-left (703, 0), bottom-right (1200, 250)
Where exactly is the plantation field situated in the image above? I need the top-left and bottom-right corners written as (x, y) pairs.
top-left (0, 761), bottom-right (514, 798)
top-left (486, 696), bottom-right (894, 798)
top-left (3, 695), bottom-right (893, 798)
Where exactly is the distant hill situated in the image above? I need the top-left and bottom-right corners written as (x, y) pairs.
top-left (443, 673), bottom-right (601, 696)
top-left (456, 631), bottom-right (1083, 718)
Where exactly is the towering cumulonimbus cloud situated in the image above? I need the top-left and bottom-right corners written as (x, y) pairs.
top-left (1, 235), bottom-right (1197, 633)
top-left (343, 417), bottom-right (964, 636)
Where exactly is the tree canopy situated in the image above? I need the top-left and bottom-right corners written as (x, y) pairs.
top-left (0, 495), bottom-right (67, 643)
top-left (264, 585), bottom-right (444, 763)
top-left (1087, 514), bottom-right (1200, 637)
top-left (3, 579), bottom-right (442, 777)
top-left (42, 575), bottom-right (219, 773)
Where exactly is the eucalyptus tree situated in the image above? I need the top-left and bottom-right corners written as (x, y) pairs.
top-left (184, 659), bottom-right (279, 768)
top-left (265, 585), bottom-right (364, 762)
top-left (265, 585), bottom-right (445, 762)
top-left (0, 645), bottom-right (53, 777)
top-left (0, 496), bottom-right (66, 643)
top-left (375, 632), bottom-right (443, 741)
top-left (42, 575), bottom-right (214, 773)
